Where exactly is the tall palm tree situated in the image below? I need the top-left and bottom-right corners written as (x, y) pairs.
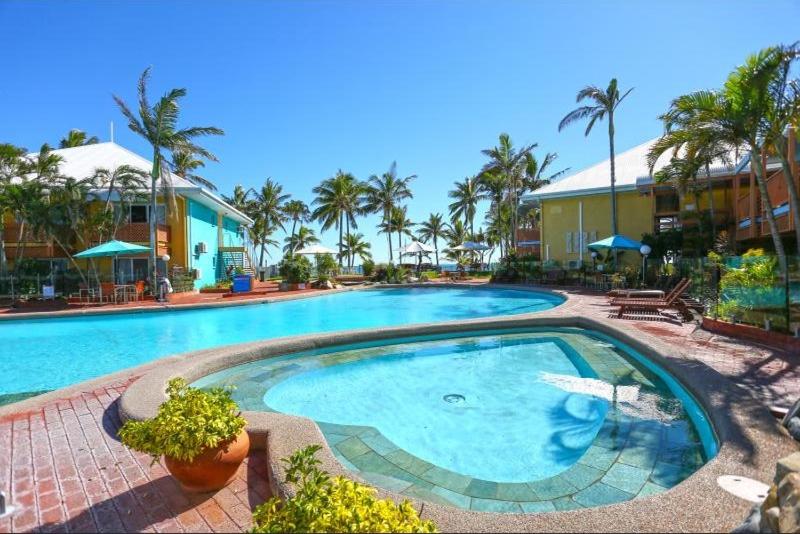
top-left (365, 162), bottom-right (415, 262)
top-left (114, 67), bottom-right (224, 291)
top-left (448, 176), bottom-right (483, 236)
top-left (253, 178), bottom-right (289, 266)
top-left (59, 129), bottom-right (99, 148)
top-left (481, 134), bottom-right (535, 249)
top-left (522, 152), bottom-right (569, 194)
top-left (0, 144), bottom-right (29, 273)
top-left (389, 205), bottom-right (414, 256)
top-left (443, 219), bottom-right (468, 262)
top-left (92, 165), bottom-right (149, 241)
top-left (559, 78), bottom-right (633, 238)
top-left (416, 212), bottom-right (446, 266)
top-left (283, 225), bottom-right (318, 254)
top-left (171, 148), bottom-right (217, 191)
top-left (312, 171), bottom-right (364, 267)
top-left (341, 232), bottom-right (372, 269)
top-left (283, 199), bottom-right (311, 253)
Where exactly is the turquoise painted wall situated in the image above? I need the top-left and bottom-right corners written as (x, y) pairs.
top-left (221, 216), bottom-right (242, 248)
top-left (187, 199), bottom-right (219, 288)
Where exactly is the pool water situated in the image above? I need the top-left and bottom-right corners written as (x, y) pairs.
top-left (196, 328), bottom-right (717, 512)
top-left (0, 287), bottom-right (561, 401)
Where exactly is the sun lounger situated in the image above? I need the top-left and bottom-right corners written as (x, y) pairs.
top-left (607, 289), bottom-right (665, 299)
top-left (611, 278), bottom-right (692, 320)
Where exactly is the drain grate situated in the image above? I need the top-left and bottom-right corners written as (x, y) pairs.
top-left (443, 393), bottom-right (465, 404)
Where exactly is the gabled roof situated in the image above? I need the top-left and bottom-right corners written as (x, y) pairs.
top-left (528, 137), bottom-right (740, 200)
top-left (24, 142), bottom-right (252, 225)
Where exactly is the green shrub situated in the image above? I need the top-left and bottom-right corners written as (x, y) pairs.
top-left (118, 378), bottom-right (246, 464)
top-left (279, 254), bottom-right (312, 284)
top-left (315, 253), bottom-right (338, 283)
top-left (251, 445), bottom-right (437, 533)
top-left (361, 259), bottom-right (375, 277)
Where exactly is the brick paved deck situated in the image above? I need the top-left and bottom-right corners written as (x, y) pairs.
top-left (0, 288), bottom-right (797, 533)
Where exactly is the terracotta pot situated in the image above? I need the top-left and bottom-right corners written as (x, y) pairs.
top-left (164, 430), bottom-right (250, 493)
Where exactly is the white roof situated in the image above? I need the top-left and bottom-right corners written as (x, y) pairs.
top-left (294, 244), bottom-right (337, 255)
top-left (24, 142), bottom-right (252, 225)
top-left (529, 137), bottom-right (739, 200)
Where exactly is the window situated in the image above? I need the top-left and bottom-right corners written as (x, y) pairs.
top-left (130, 205), bottom-right (148, 223)
top-left (655, 193), bottom-right (680, 214)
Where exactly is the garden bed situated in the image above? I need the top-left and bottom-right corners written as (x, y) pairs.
top-left (702, 316), bottom-right (800, 353)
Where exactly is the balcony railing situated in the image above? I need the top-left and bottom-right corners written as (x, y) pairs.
top-left (114, 223), bottom-right (170, 244)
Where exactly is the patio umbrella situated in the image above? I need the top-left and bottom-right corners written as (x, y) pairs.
top-left (452, 241), bottom-right (490, 251)
top-left (400, 241), bottom-right (434, 269)
top-left (587, 235), bottom-right (642, 252)
top-left (74, 240), bottom-right (151, 299)
top-left (293, 244), bottom-right (337, 255)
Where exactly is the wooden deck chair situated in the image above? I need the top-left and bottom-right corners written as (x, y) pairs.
top-left (611, 278), bottom-right (692, 319)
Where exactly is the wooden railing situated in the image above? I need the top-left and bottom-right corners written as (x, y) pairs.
top-left (114, 223), bottom-right (170, 244)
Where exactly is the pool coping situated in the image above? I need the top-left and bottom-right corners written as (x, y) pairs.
top-left (110, 290), bottom-right (797, 533)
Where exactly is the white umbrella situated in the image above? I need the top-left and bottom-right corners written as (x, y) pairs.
top-left (452, 241), bottom-right (490, 251)
top-left (401, 241), bottom-right (434, 254)
top-left (294, 244), bottom-right (337, 255)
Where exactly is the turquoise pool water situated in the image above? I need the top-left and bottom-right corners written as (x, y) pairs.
top-left (0, 287), bottom-right (561, 401)
top-left (196, 328), bottom-right (717, 512)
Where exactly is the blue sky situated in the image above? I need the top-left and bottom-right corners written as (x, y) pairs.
top-left (1, 0), bottom-right (798, 263)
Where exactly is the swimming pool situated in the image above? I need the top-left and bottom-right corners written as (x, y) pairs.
top-left (196, 327), bottom-right (717, 512)
top-left (0, 287), bottom-right (562, 402)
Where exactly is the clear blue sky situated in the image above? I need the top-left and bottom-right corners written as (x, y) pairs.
top-left (1, 0), bottom-right (798, 263)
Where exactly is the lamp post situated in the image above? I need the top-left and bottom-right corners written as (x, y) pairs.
top-left (639, 244), bottom-right (651, 286)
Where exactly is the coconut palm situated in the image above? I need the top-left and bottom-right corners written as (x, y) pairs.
top-left (223, 184), bottom-right (255, 212)
top-left (252, 178), bottom-right (289, 266)
top-left (171, 148), bottom-right (217, 191)
top-left (0, 144), bottom-right (29, 273)
top-left (341, 232), bottom-right (372, 269)
top-left (365, 162), bottom-right (415, 262)
top-left (443, 219), bottom-right (468, 262)
top-left (92, 165), bottom-right (149, 240)
top-left (283, 225), bottom-right (319, 254)
top-left (559, 78), bottom-right (633, 238)
top-left (114, 67), bottom-right (224, 292)
top-left (522, 152), bottom-right (569, 194)
top-left (312, 171), bottom-right (364, 267)
top-left (283, 200), bottom-right (311, 253)
top-left (389, 205), bottom-right (414, 255)
top-left (448, 176), bottom-right (483, 236)
top-left (416, 212), bottom-right (447, 266)
top-left (59, 129), bottom-right (99, 148)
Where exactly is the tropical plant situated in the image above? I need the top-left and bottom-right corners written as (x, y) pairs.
top-left (251, 445), bottom-right (436, 533)
top-left (114, 67), bottom-right (224, 290)
top-left (365, 162), bottom-right (415, 262)
top-left (252, 178), bottom-right (289, 266)
top-left (382, 205), bottom-right (414, 256)
top-left (341, 232), bottom-right (372, 270)
top-left (283, 200), bottom-right (311, 253)
top-left (118, 378), bottom-right (246, 464)
top-left (361, 258), bottom-right (375, 277)
top-left (171, 148), bottom-right (217, 190)
top-left (58, 129), bottom-right (99, 148)
top-left (447, 176), bottom-right (483, 236)
top-left (481, 134), bottom-right (534, 249)
top-left (416, 212), bottom-right (446, 266)
top-left (0, 144), bottom-right (29, 273)
top-left (283, 225), bottom-right (319, 254)
top-left (559, 78), bottom-right (633, 241)
top-left (314, 253), bottom-right (338, 284)
top-left (278, 254), bottom-right (312, 284)
top-left (443, 219), bottom-right (468, 262)
top-left (522, 151), bottom-right (568, 194)
top-left (312, 171), bottom-right (364, 267)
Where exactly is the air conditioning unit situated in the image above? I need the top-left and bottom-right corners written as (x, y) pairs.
top-left (196, 242), bottom-right (208, 254)
top-left (192, 268), bottom-right (202, 280)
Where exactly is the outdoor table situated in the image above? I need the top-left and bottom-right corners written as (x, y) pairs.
top-left (114, 284), bottom-right (137, 303)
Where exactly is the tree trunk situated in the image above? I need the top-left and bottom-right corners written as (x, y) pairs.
top-left (752, 149), bottom-right (788, 275)
top-left (608, 111), bottom-right (619, 268)
top-left (0, 213), bottom-right (6, 275)
top-left (337, 213), bottom-right (343, 268)
top-left (772, 135), bottom-right (800, 253)
top-left (290, 219), bottom-right (297, 254)
top-left (259, 241), bottom-right (265, 267)
top-left (434, 236), bottom-right (439, 266)
top-left (704, 163), bottom-right (717, 240)
top-left (385, 209), bottom-right (392, 263)
top-left (13, 221), bottom-right (26, 277)
top-left (150, 150), bottom-right (159, 298)
top-left (345, 217), bottom-right (351, 270)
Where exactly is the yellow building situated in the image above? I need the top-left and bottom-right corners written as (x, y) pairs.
top-left (3, 142), bottom-right (254, 289)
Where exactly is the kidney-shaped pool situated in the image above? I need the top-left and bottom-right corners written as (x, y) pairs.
top-left (195, 327), bottom-right (717, 512)
top-left (0, 287), bottom-right (562, 402)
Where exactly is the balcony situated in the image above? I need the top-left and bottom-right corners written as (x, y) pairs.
top-left (735, 169), bottom-right (795, 240)
top-left (114, 223), bottom-right (170, 244)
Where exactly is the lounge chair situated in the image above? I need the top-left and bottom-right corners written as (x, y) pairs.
top-left (608, 277), bottom-right (687, 301)
top-left (611, 278), bottom-right (692, 320)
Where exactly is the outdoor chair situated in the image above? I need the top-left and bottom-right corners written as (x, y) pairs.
top-left (610, 278), bottom-right (693, 320)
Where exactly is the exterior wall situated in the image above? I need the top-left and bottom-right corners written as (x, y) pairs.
top-left (186, 199), bottom-right (220, 289)
top-left (540, 190), bottom-right (652, 266)
top-left (220, 216), bottom-right (242, 248)
top-left (169, 197), bottom-right (188, 270)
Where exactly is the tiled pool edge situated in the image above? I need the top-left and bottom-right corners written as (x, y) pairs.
top-left (114, 303), bottom-right (798, 532)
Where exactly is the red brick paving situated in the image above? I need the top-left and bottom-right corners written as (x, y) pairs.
top-left (0, 379), bottom-right (270, 533)
top-left (1, 288), bottom-right (798, 533)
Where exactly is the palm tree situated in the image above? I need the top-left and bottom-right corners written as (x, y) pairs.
top-left (0, 144), bottom-right (29, 273)
top-left (481, 134), bottom-right (535, 250)
top-left (341, 232), bottom-right (372, 269)
top-left (283, 200), bottom-right (311, 253)
top-left (389, 205), bottom-right (414, 256)
top-left (448, 176), bottom-right (483, 236)
top-left (59, 129), bottom-right (99, 148)
top-left (443, 219), bottom-right (468, 262)
top-left (92, 165), bottom-right (149, 241)
top-left (416, 212), bottom-right (447, 266)
top-left (171, 148), bottom-right (217, 191)
top-left (522, 152), bottom-right (568, 194)
top-left (253, 178), bottom-right (289, 266)
top-left (283, 225), bottom-right (318, 254)
top-left (223, 184), bottom-right (254, 210)
top-left (312, 171), bottom-right (363, 267)
top-left (114, 67), bottom-right (224, 291)
top-left (559, 79), bottom-right (633, 239)
top-left (365, 162), bottom-right (415, 262)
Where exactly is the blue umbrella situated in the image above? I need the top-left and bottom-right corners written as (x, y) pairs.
top-left (587, 235), bottom-right (643, 252)
top-left (75, 240), bottom-right (151, 298)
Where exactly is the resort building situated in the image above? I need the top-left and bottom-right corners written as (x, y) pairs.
top-left (524, 130), bottom-right (799, 266)
top-left (3, 142), bottom-right (254, 288)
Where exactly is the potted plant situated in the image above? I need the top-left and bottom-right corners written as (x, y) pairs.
top-left (278, 254), bottom-right (312, 290)
top-left (118, 378), bottom-right (249, 493)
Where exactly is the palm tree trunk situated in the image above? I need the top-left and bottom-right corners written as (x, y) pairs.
top-left (752, 149), bottom-right (788, 275)
top-left (338, 213), bottom-right (343, 268)
top-left (150, 150), bottom-right (159, 297)
top-left (259, 241), bottom-right (265, 267)
top-left (704, 163), bottom-right (717, 239)
top-left (0, 213), bottom-right (7, 275)
top-left (13, 221), bottom-right (26, 276)
top-left (608, 111), bottom-right (619, 269)
top-left (345, 217), bottom-right (351, 270)
top-left (434, 236), bottom-right (439, 266)
top-left (773, 136), bottom-right (800, 253)
top-left (290, 219), bottom-right (297, 253)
